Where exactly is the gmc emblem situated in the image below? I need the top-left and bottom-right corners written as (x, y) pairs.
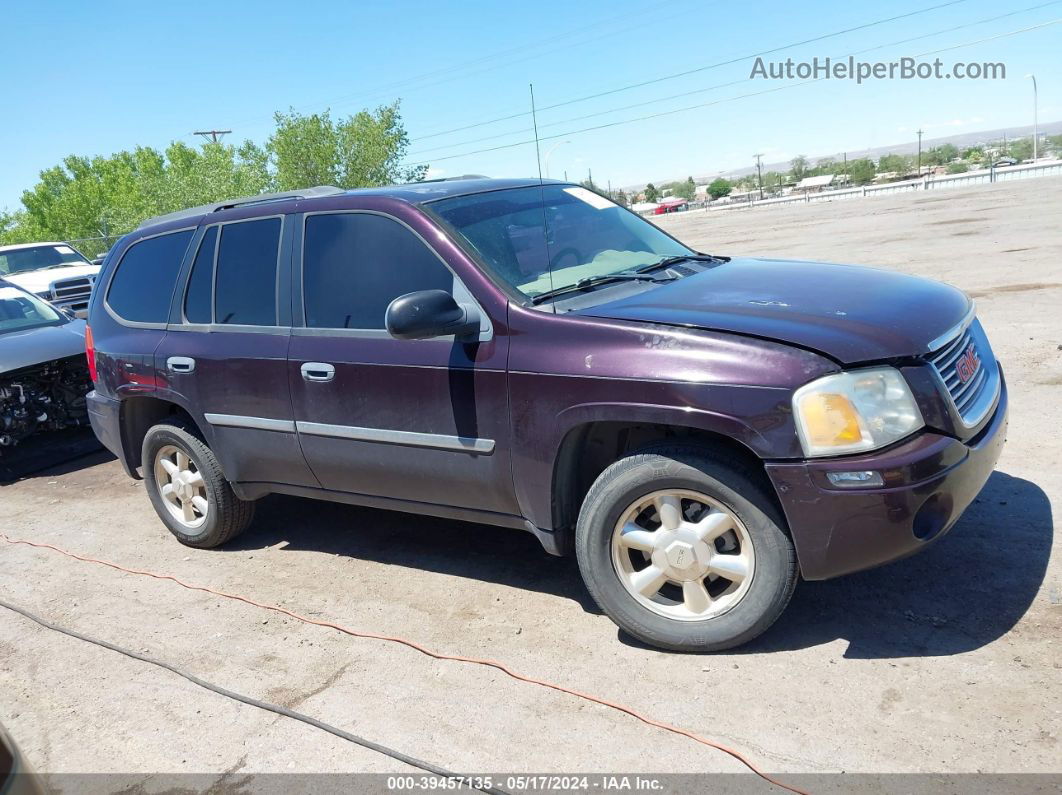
top-left (955, 343), bottom-right (981, 384)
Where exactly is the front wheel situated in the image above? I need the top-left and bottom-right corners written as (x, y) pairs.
top-left (575, 445), bottom-right (797, 651)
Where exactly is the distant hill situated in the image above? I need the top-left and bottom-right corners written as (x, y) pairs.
top-left (632, 119), bottom-right (1062, 189)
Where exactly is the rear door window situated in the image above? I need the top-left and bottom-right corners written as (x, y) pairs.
top-left (106, 230), bottom-right (194, 323)
top-left (302, 213), bottom-right (453, 330)
top-left (214, 217), bottom-right (282, 326)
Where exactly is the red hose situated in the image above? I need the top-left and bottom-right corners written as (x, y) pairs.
top-left (1, 533), bottom-right (808, 794)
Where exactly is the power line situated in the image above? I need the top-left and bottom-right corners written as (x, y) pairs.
top-left (408, 0), bottom-right (972, 144)
top-left (406, 1), bottom-right (1062, 160)
top-left (214, 0), bottom-right (686, 137)
top-left (398, 17), bottom-right (1062, 168)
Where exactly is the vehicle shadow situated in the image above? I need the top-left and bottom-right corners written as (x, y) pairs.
top-left (231, 470), bottom-right (1050, 657)
top-left (0, 429), bottom-right (108, 485)
top-left (737, 470), bottom-right (1052, 658)
top-left (229, 494), bottom-right (601, 613)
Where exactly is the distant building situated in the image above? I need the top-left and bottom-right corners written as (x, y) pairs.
top-left (794, 174), bottom-right (837, 192)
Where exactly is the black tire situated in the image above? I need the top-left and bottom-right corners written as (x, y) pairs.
top-left (141, 419), bottom-right (255, 549)
top-left (575, 444), bottom-right (797, 652)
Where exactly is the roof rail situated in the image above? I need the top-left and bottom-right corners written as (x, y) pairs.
top-left (406, 174), bottom-right (490, 184)
top-left (137, 185), bottom-right (344, 229)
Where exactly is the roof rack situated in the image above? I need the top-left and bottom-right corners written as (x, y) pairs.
top-left (137, 185), bottom-right (344, 229)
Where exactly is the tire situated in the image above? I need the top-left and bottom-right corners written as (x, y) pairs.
top-left (141, 419), bottom-right (255, 549)
top-left (575, 444), bottom-right (797, 652)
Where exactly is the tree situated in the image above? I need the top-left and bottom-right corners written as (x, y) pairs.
top-left (0, 101), bottom-right (422, 255)
top-left (1009, 137), bottom-right (1034, 161)
top-left (707, 177), bottom-right (732, 200)
top-left (674, 176), bottom-right (696, 201)
top-left (961, 146), bottom-right (984, 162)
top-left (877, 153), bottom-right (912, 174)
top-left (946, 162), bottom-right (969, 174)
top-left (644, 183), bottom-right (659, 202)
top-left (268, 102), bottom-right (424, 190)
top-left (615, 190), bottom-right (629, 207)
top-left (847, 158), bottom-right (876, 185)
top-left (789, 155), bottom-right (808, 180)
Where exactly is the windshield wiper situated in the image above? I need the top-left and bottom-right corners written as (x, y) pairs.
top-left (531, 272), bottom-right (675, 305)
top-left (634, 253), bottom-right (728, 273)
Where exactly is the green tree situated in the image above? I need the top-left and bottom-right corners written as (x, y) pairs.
top-left (0, 100), bottom-right (422, 255)
top-left (707, 177), bottom-right (732, 199)
top-left (789, 155), bottom-right (808, 180)
top-left (673, 176), bottom-right (696, 201)
top-left (847, 158), bottom-right (876, 185)
top-left (615, 189), bottom-right (629, 207)
top-left (268, 101), bottom-right (424, 190)
top-left (961, 146), bottom-right (984, 162)
top-left (877, 153), bottom-right (912, 174)
top-left (1008, 137), bottom-right (1034, 161)
top-left (644, 183), bottom-right (659, 202)
top-left (946, 162), bottom-right (969, 174)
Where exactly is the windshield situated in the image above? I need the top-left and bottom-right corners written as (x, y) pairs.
top-left (0, 284), bottom-right (64, 335)
top-left (430, 185), bottom-right (694, 299)
top-left (0, 244), bottom-right (89, 276)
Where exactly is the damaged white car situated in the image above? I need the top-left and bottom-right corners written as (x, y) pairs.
top-left (0, 279), bottom-right (91, 451)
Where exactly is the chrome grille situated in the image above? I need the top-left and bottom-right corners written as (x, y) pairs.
top-left (927, 319), bottom-right (997, 425)
top-left (46, 276), bottom-right (94, 314)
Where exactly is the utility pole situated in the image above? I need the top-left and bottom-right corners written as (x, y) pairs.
top-left (1026, 74), bottom-right (1039, 161)
top-left (193, 129), bottom-right (232, 143)
top-left (753, 153), bottom-right (764, 200)
top-left (842, 152), bottom-right (848, 185)
top-left (916, 129), bottom-right (924, 175)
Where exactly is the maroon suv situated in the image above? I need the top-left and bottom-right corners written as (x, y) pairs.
top-left (85, 179), bottom-right (1007, 651)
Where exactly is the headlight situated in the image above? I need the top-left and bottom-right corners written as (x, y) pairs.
top-left (792, 367), bottom-right (924, 457)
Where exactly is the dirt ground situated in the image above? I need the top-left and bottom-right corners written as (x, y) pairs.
top-left (1, 179), bottom-right (1060, 788)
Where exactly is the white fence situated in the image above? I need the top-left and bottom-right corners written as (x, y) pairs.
top-left (695, 159), bottom-right (1062, 213)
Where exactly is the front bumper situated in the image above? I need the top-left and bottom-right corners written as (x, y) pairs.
top-left (765, 370), bottom-right (1008, 581)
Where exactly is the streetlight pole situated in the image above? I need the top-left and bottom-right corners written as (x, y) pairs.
top-left (1026, 74), bottom-right (1039, 161)
top-left (543, 140), bottom-right (570, 179)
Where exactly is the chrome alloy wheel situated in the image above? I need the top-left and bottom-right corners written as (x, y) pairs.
top-left (154, 444), bottom-right (209, 529)
top-left (610, 489), bottom-right (755, 621)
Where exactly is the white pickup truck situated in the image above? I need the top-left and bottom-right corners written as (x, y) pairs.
top-left (0, 242), bottom-right (101, 318)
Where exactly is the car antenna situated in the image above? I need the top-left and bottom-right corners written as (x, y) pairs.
top-left (530, 83), bottom-right (557, 312)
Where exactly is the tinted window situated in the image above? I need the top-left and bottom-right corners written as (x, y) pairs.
top-left (303, 213), bottom-right (453, 329)
top-left (107, 230), bottom-right (194, 323)
top-left (215, 218), bottom-right (281, 326)
top-left (184, 226), bottom-right (217, 323)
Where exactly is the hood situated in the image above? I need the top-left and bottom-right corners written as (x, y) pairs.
top-left (577, 257), bottom-right (972, 364)
top-left (0, 319), bottom-right (86, 373)
top-left (3, 263), bottom-right (100, 295)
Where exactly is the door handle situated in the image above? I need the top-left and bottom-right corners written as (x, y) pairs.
top-left (167, 356), bottom-right (196, 373)
top-left (301, 362), bottom-right (336, 382)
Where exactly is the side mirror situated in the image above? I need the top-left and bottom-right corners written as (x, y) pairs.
top-left (385, 289), bottom-right (480, 341)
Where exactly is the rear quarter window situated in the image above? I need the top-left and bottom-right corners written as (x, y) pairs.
top-left (107, 230), bottom-right (194, 324)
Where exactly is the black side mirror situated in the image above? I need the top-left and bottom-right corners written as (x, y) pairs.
top-left (385, 289), bottom-right (480, 341)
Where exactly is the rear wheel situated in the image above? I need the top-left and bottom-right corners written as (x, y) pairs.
top-left (575, 445), bottom-right (797, 651)
top-left (142, 420), bottom-right (255, 548)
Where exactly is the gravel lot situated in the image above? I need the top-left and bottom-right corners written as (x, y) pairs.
top-left (1, 179), bottom-right (1059, 788)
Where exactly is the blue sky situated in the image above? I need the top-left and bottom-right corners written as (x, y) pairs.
top-left (2, 0), bottom-right (1060, 209)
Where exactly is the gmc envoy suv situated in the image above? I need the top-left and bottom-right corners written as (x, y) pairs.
top-left (86, 178), bottom-right (1007, 651)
